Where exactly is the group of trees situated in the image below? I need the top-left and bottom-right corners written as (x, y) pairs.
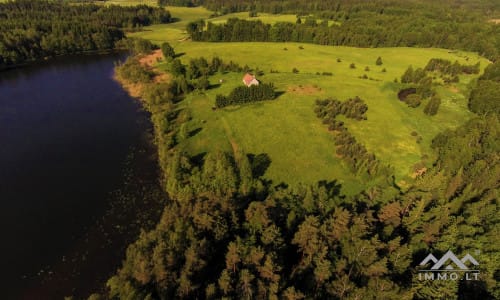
top-left (314, 97), bottom-right (387, 178)
top-left (398, 57), bottom-right (479, 114)
top-left (469, 60), bottom-right (500, 115)
top-left (187, 1), bottom-right (500, 61)
top-left (0, 0), bottom-right (171, 68)
top-left (215, 83), bottom-right (276, 108)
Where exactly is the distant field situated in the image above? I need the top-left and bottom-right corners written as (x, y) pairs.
top-left (127, 7), bottom-right (489, 193)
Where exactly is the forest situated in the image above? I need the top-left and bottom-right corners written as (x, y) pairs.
top-left (0, 0), bottom-right (171, 68)
top-left (105, 40), bottom-right (500, 299)
top-left (187, 3), bottom-right (500, 61)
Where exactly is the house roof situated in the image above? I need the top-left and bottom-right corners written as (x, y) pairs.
top-left (243, 73), bottom-right (256, 86)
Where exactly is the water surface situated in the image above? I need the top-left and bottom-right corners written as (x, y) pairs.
top-left (0, 54), bottom-right (164, 299)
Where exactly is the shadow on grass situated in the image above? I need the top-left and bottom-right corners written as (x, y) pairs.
top-left (247, 153), bottom-right (271, 178)
top-left (190, 152), bottom-right (207, 168)
top-left (174, 52), bottom-right (185, 59)
top-left (188, 127), bottom-right (202, 138)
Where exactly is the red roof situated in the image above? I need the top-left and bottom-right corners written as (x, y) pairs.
top-left (243, 73), bottom-right (256, 86)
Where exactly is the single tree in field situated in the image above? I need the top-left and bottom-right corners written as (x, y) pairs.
top-left (376, 56), bottom-right (383, 65)
top-left (161, 42), bottom-right (175, 59)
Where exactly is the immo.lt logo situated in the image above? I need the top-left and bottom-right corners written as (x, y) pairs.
top-left (418, 250), bottom-right (480, 281)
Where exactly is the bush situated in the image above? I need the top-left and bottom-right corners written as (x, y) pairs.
top-left (376, 56), bottom-right (383, 65)
top-left (350, 63), bottom-right (356, 69)
top-left (292, 67), bottom-right (299, 73)
top-left (424, 94), bottom-right (441, 116)
top-left (161, 42), bottom-right (175, 59)
top-left (404, 94), bottom-right (422, 108)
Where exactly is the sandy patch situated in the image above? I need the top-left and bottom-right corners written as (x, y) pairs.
top-left (139, 49), bottom-right (164, 67)
top-left (287, 85), bottom-right (323, 95)
top-left (488, 19), bottom-right (500, 24)
top-left (449, 86), bottom-right (459, 93)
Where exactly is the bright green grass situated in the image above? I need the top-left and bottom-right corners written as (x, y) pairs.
top-left (208, 12), bottom-right (298, 25)
top-left (160, 42), bottom-right (489, 192)
top-left (127, 9), bottom-right (489, 193)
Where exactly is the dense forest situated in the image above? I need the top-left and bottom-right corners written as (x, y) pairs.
top-left (0, 0), bottom-right (171, 68)
top-left (104, 41), bottom-right (500, 299)
top-left (187, 1), bottom-right (500, 60)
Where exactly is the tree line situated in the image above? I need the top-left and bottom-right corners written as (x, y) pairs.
top-left (215, 83), bottom-right (276, 108)
top-left (187, 3), bottom-right (499, 61)
top-left (314, 97), bottom-right (388, 179)
top-left (0, 0), bottom-right (171, 69)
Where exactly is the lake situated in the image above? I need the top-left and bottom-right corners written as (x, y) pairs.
top-left (0, 54), bottom-right (165, 299)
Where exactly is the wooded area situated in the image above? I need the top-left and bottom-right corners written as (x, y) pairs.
top-left (0, 0), bottom-right (171, 68)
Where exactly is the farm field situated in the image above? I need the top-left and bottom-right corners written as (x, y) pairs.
top-left (128, 7), bottom-right (489, 194)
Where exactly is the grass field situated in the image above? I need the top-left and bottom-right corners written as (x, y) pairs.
top-left (126, 7), bottom-right (489, 194)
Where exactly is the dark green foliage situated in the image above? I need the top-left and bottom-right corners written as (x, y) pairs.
top-left (0, 0), bottom-right (171, 68)
top-left (314, 97), bottom-right (385, 177)
top-left (215, 83), bottom-right (276, 108)
top-left (158, 0), bottom-right (197, 7)
top-left (469, 79), bottom-right (500, 115)
top-left (349, 63), bottom-right (356, 69)
top-left (376, 56), bottom-right (383, 65)
top-left (116, 38), bottom-right (158, 54)
top-left (480, 61), bottom-right (500, 81)
top-left (404, 94), bottom-right (422, 108)
top-left (469, 61), bottom-right (500, 115)
top-left (187, 6), bottom-right (500, 61)
top-left (161, 42), bottom-right (176, 59)
top-left (292, 67), bottom-right (299, 73)
top-left (115, 57), bottom-right (154, 84)
top-left (424, 58), bottom-right (480, 76)
top-left (424, 94), bottom-right (441, 116)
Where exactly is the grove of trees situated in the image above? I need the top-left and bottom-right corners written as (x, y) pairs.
top-left (215, 83), bottom-right (276, 108)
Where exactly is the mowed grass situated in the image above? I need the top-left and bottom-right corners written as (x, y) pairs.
top-left (126, 8), bottom-right (490, 193)
top-left (162, 43), bottom-right (489, 193)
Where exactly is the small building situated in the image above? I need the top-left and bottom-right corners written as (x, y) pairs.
top-left (242, 73), bottom-right (259, 87)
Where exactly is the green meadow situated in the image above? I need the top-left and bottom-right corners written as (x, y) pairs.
top-left (128, 7), bottom-right (489, 194)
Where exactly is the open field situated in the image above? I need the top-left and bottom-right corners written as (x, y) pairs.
top-left (127, 7), bottom-right (490, 193)
top-left (156, 42), bottom-right (488, 192)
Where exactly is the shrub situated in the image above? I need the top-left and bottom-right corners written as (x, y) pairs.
top-left (376, 56), bottom-right (383, 65)
top-left (161, 42), bottom-right (175, 59)
top-left (350, 63), bottom-right (356, 69)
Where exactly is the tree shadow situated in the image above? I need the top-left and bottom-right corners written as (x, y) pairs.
top-left (207, 83), bottom-right (221, 90)
top-left (174, 52), bottom-right (185, 59)
top-left (190, 152), bottom-right (207, 168)
top-left (317, 180), bottom-right (343, 197)
top-left (275, 91), bottom-right (286, 98)
top-left (188, 127), bottom-right (202, 138)
top-left (247, 153), bottom-right (272, 178)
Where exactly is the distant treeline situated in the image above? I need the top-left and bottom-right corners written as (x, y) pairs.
top-left (215, 83), bottom-right (276, 108)
top-left (188, 10), bottom-right (499, 61)
top-left (0, 0), bottom-right (171, 68)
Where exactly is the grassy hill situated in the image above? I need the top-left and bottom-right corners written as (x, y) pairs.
top-left (126, 7), bottom-right (489, 194)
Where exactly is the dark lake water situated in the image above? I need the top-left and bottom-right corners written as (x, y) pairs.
top-left (0, 54), bottom-right (165, 299)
